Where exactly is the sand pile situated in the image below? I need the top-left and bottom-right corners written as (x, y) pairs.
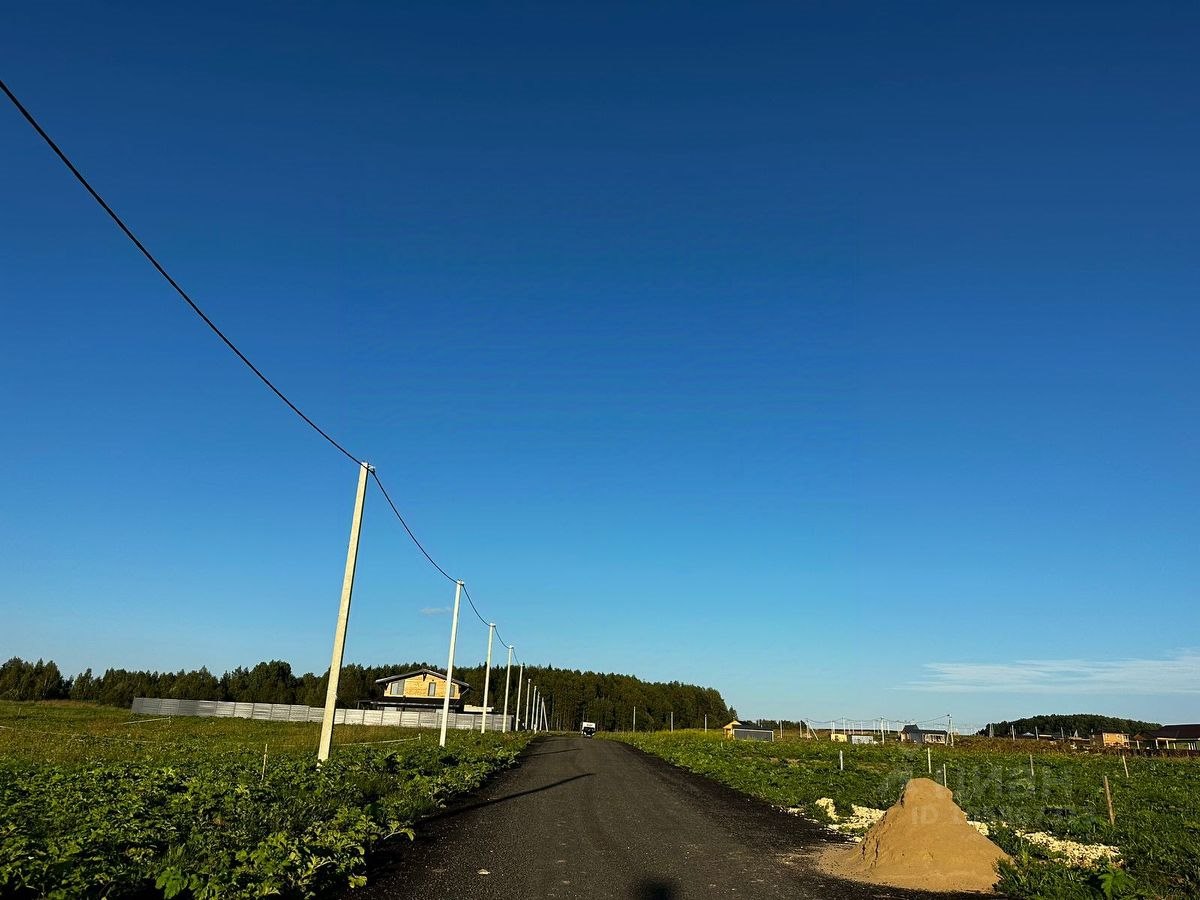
top-left (820, 778), bottom-right (1010, 894)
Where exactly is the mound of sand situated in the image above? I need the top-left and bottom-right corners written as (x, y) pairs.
top-left (819, 778), bottom-right (1010, 894)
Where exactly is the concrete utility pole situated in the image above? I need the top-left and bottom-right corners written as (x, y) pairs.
top-left (514, 664), bottom-right (524, 730)
top-left (633, 706), bottom-right (637, 732)
top-left (437, 581), bottom-right (464, 748)
top-left (501, 646), bottom-right (513, 733)
top-left (317, 461), bottom-right (371, 763)
top-left (480, 624), bottom-right (495, 733)
top-left (525, 678), bottom-right (532, 731)
top-left (948, 713), bottom-right (954, 747)
top-left (531, 685), bottom-right (538, 733)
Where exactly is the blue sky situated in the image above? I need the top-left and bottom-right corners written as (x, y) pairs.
top-left (2, 3), bottom-right (1197, 729)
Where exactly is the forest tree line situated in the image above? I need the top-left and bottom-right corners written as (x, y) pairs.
top-left (0, 656), bottom-right (734, 731)
top-left (977, 713), bottom-right (1162, 737)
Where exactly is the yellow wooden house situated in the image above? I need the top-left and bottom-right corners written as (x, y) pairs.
top-left (374, 668), bottom-right (471, 710)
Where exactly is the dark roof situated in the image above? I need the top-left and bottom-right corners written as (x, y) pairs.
top-left (732, 724), bottom-right (774, 733)
top-left (374, 668), bottom-right (471, 690)
top-left (1148, 724), bottom-right (1200, 740)
top-left (902, 724), bottom-right (948, 735)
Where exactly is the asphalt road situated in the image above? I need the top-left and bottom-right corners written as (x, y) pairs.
top-left (357, 735), bottom-right (980, 900)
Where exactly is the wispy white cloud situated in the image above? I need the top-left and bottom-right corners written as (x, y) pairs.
top-left (420, 606), bottom-right (451, 616)
top-left (908, 651), bottom-right (1200, 695)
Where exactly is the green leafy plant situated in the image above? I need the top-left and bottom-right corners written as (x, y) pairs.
top-left (0, 702), bottom-right (531, 898)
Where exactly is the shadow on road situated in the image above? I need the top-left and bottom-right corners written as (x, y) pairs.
top-left (633, 878), bottom-right (677, 899)
top-left (525, 747), bottom-right (580, 757)
top-left (423, 772), bottom-right (595, 823)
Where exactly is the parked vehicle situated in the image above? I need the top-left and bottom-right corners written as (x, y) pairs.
top-left (581, 721), bottom-right (597, 737)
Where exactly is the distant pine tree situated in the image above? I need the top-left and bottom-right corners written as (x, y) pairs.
top-left (979, 713), bottom-right (1161, 737)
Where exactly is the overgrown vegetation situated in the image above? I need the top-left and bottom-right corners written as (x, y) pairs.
top-left (608, 730), bottom-right (1199, 899)
top-left (0, 701), bottom-right (532, 898)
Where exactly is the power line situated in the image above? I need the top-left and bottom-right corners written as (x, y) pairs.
top-left (369, 470), bottom-right (457, 585)
top-left (494, 627), bottom-right (516, 654)
top-left (370, 473), bottom-right (519, 658)
top-left (461, 585), bottom-right (491, 629)
top-left (1, 78), bottom-right (523, 659)
top-left (1, 78), bottom-right (361, 466)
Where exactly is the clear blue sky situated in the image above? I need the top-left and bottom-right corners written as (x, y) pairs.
top-left (2, 3), bottom-right (1197, 729)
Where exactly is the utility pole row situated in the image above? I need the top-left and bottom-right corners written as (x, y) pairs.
top-left (315, 463), bottom-right (536, 759)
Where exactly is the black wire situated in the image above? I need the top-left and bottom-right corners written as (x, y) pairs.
top-left (0, 79), bottom-right (532, 661)
top-left (494, 627), bottom-right (514, 653)
top-left (461, 585), bottom-right (491, 629)
top-left (366, 473), bottom-right (512, 641)
top-left (465, 592), bottom-right (521, 666)
top-left (369, 470), bottom-right (457, 584)
top-left (0, 78), bottom-right (360, 466)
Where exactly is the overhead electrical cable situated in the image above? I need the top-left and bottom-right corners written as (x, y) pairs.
top-left (1, 78), bottom-right (522, 641)
top-left (369, 470), bottom-right (457, 585)
top-left (494, 627), bottom-right (515, 653)
top-left (461, 585), bottom-right (492, 629)
top-left (0, 78), bottom-right (359, 466)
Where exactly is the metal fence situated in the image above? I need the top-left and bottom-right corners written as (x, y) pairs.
top-left (131, 697), bottom-right (512, 731)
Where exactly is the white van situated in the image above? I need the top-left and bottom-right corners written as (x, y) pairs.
top-left (581, 721), bottom-right (597, 737)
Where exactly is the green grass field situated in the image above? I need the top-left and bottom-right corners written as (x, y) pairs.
top-left (0, 699), bottom-right (431, 764)
top-left (607, 730), bottom-right (1200, 899)
top-left (0, 701), bottom-right (532, 899)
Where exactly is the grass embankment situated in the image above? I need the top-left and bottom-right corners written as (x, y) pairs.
top-left (0, 701), bottom-right (532, 899)
top-left (607, 730), bottom-right (1199, 899)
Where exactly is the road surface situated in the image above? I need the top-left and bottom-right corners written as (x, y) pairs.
top-left (357, 735), bottom-right (979, 900)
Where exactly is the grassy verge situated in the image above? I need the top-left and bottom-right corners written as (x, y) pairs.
top-left (605, 730), bottom-right (1199, 899)
top-left (0, 701), bottom-right (532, 898)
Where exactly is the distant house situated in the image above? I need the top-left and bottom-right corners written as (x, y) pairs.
top-left (900, 724), bottom-right (948, 745)
top-left (723, 720), bottom-right (774, 742)
top-left (1099, 732), bottom-right (1130, 748)
top-left (372, 668), bottom-right (470, 711)
top-left (1014, 731), bottom-right (1053, 741)
top-left (1146, 724), bottom-right (1200, 750)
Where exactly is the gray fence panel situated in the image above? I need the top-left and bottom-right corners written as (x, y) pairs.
top-left (130, 698), bottom-right (514, 734)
